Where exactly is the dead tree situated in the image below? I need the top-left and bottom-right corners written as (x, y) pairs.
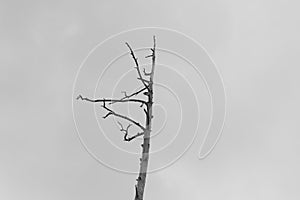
top-left (77, 36), bottom-right (156, 200)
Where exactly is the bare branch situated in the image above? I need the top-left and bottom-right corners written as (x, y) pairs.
top-left (143, 68), bottom-right (151, 76)
top-left (125, 132), bottom-right (144, 141)
top-left (137, 77), bottom-right (150, 83)
top-left (108, 87), bottom-right (148, 106)
top-left (101, 101), bottom-right (146, 131)
top-left (120, 87), bottom-right (147, 100)
top-left (125, 42), bottom-right (149, 90)
top-left (117, 121), bottom-right (144, 142)
top-left (102, 111), bottom-right (113, 119)
top-left (117, 121), bottom-right (131, 140)
top-left (77, 95), bottom-right (147, 106)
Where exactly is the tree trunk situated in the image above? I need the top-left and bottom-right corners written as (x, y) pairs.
top-left (134, 37), bottom-right (156, 200)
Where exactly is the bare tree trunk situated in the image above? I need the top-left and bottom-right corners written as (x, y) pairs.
top-left (135, 36), bottom-right (156, 200)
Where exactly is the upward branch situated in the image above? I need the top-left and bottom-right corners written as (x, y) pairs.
top-left (125, 42), bottom-right (150, 90)
top-left (109, 87), bottom-right (148, 106)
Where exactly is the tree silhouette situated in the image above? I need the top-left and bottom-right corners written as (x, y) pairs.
top-left (77, 36), bottom-right (156, 200)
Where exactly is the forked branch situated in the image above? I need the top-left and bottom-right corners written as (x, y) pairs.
top-left (117, 121), bottom-right (144, 142)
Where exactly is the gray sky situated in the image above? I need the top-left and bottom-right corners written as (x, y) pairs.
top-left (1, 0), bottom-right (300, 199)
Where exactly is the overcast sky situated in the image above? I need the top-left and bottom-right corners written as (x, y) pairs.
top-left (1, 0), bottom-right (300, 200)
